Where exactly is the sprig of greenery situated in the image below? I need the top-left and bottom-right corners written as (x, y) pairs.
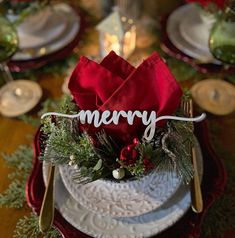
top-left (1, 145), bottom-right (33, 178)
top-left (157, 120), bottom-right (194, 184)
top-left (166, 58), bottom-right (199, 82)
top-left (96, 130), bottom-right (120, 164)
top-left (0, 145), bottom-right (33, 208)
top-left (41, 117), bottom-right (103, 181)
top-left (13, 213), bottom-right (61, 238)
top-left (18, 114), bottom-right (40, 127)
top-left (0, 179), bottom-right (25, 208)
top-left (18, 96), bottom-right (73, 127)
top-left (40, 98), bottom-right (106, 181)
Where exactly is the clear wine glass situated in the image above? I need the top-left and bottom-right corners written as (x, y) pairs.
top-left (0, 15), bottom-right (40, 117)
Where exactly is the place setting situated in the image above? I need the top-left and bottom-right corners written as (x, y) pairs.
top-left (3, 1), bottom-right (84, 72)
top-left (1, 1), bottom-right (234, 237)
top-left (0, 1), bottom-right (84, 117)
top-left (160, 0), bottom-right (235, 73)
top-left (26, 51), bottom-right (227, 238)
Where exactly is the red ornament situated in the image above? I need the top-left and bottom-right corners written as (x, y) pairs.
top-left (120, 138), bottom-right (139, 166)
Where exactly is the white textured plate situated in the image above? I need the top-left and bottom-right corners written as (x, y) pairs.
top-left (18, 9), bottom-right (68, 49)
top-left (42, 141), bottom-right (203, 238)
top-left (59, 165), bottom-right (181, 218)
top-left (13, 3), bottom-right (80, 61)
top-left (167, 4), bottom-right (218, 62)
top-left (0, 80), bottom-right (42, 117)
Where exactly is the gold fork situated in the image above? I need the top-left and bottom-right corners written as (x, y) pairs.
top-left (183, 99), bottom-right (203, 213)
top-left (39, 165), bottom-right (55, 233)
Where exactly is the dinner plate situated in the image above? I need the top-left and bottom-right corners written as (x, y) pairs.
top-left (179, 5), bottom-right (215, 52)
top-left (166, 4), bottom-right (218, 63)
top-left (27, 122), bottom-right (227, 238)
top-left (42, 141), bottom-right (203, 238)
top-left (0, 80), bottom-right (42, 117)
top-left (59, 165), bottom-right (181, 218)
top-left (12, 3), bottom-right (80, 61)
top-left (18, 9), bottom-right (68, 49)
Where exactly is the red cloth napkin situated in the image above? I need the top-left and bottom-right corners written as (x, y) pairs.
top-left (68, 51), bottom-right (182, 144)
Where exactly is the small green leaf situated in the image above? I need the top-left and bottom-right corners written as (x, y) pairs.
top-left (93, 159), bottom-right (103, 171)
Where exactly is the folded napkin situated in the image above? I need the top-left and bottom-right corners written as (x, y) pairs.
top-left (68, 51), bottom-right (182, 144)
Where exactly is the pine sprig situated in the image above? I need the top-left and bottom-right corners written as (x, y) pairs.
top-left (40, 98), bottom-right (104, 181)
top-left (18, 96), bottom-right (73, 127)
top-left (153, 121), bottom-right (194, 184)
top-left (96, 130), bottom-right (119, 158)
top-left (13, 213), bottom-right (61, 238)
top-left (41, 120), bottom-right (102, 180)
top-left (166, 58), bottom-right (200, 82)
top-left (1, 145), bottom-right (33, 175)
top-left (57, 95), bottom-right (77, 114)
top-left (18, 114), bottom-right (40, 127)
top-left (0, 145), bottom-right (33, 208)
top-left (0, 179), bottom-right (25, 208)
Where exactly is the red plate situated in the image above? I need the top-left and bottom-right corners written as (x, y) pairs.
top-left (26, 121), bottom-right (227, 238)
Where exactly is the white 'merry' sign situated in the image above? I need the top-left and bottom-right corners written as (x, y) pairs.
top-left (41, 110), bottom-right (206, 141)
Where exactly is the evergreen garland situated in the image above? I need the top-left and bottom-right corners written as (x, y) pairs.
top-left (0, 145), bottom-right (62, 237)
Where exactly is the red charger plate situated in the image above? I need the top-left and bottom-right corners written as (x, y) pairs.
top-left (26, 121), bottom-right (227, 238)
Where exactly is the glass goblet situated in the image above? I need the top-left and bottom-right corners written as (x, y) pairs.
top-left (0, 15), bottom-right (18, 81)
top-left (209, 2), bottom-right (235, 64)
top-left (0, 15), bottom-right (41, 117)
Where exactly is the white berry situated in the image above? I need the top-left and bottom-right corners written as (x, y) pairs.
top-left (112, 168), bottom-right (125, 180)
top-left (70, 155), bottom-right (76, 161)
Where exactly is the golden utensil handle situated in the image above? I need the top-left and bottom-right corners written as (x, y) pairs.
top-left (190, 147), bottom-right (203, 213)
top-left (39, 165), bottom-right (55, 233)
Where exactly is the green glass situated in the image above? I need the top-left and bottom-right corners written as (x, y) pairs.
top-left (209, 1), bottom-right (235, 64)
top-left (0, 15), bottom-right (18, 83)
top-left (0, 16), bottom-right (18, 62)
top-left (0, 15), bottom-right (35, 114)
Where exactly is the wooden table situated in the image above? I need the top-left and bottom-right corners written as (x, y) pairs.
top-left (0, 75), bottom-right (63, 238)
top-left (1, 1), bottom-right (235, 237)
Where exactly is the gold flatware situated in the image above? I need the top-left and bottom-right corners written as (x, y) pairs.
top-left (39, 165), bottom-right (55, 233)
top-left (183, 99), bottom-right (203, 213)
